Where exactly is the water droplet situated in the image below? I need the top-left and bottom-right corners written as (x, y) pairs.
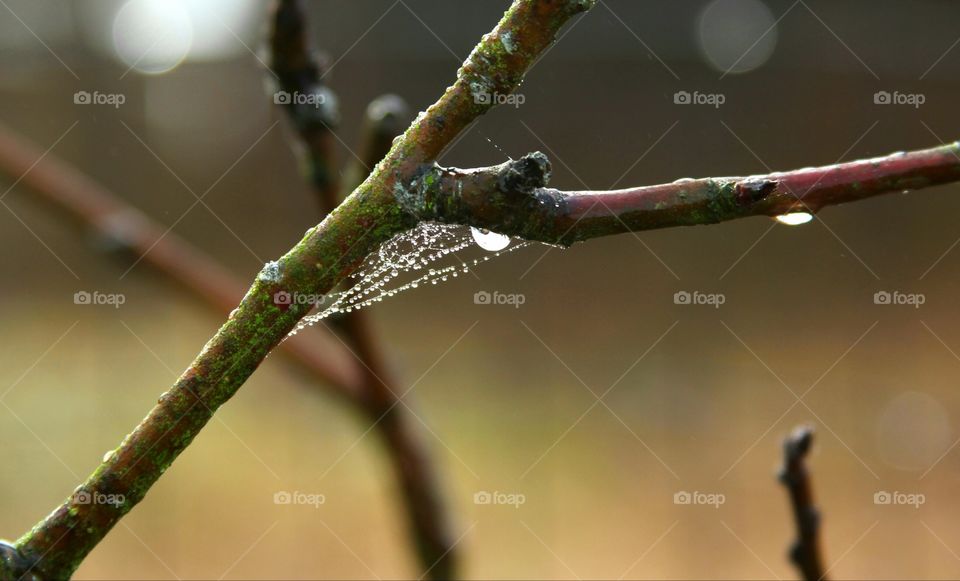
top-left (471, 227), bottom-right (511, 251)
top-left (774, 212), bottom-right (814, 226)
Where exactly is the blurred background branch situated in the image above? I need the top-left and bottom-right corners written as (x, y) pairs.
top-left (0, 122), bottom-right (364, 398)
top-left (269, 1), bottom-right (456, 576)
top-left (779, 426), bottom-right (827, 581)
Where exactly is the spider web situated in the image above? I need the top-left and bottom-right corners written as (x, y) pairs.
top-left (285, 223), bottom-right (533, 339)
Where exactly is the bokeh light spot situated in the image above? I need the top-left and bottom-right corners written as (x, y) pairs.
top-left (113, 0), bottom-right (193, 75)
top-left (698, 0), bottom-right (778, 74)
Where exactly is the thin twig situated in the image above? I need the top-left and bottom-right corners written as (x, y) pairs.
top-left (269, 0), bottom-right (341, 207)
top-left (400, 143), bottom-right (960, 244)
top-left (779, 426), bottom-right (827, 581)
top-left (269, 2), bottom-right (456, 577)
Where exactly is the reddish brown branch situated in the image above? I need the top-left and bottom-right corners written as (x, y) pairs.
top-left (779, 426), bottom-right (827, 581)
top-left (404, 142), bottom-right (960, 244)
top-left (270, 2), bottom-right (456, 577)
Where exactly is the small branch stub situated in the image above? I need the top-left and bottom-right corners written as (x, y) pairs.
top-left (395, 151), bottom-right (564, 241)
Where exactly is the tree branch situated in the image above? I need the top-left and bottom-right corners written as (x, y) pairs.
top-left (6, 1), bottom-right (594, 577)
top-left (402, 142), bottom-right (960, 244)
top-left (779, 426), bottom-right (827, 581)
top-left (269, 2), bottom-right (456, 577)
top-left (269, 0), bottom-right (339, 203)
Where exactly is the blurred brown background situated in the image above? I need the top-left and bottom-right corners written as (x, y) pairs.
top-left (2, 0), bottom-right (960, 578)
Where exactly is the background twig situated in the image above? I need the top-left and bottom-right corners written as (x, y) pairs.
top-left (779, 426), bottom-right (827, 581)
top-left (269, 1), bottom-right (456, 576)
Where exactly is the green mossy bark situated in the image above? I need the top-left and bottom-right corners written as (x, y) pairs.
top-left (5, 2), bottom-right (595, 579)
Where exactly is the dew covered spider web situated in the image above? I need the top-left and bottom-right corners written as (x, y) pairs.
top-left (284, 223), bottom-right (534, 339)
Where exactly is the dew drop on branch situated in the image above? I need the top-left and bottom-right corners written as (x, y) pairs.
top-left (470, 227), bottom-right (511, 251)
top-left (774, 212), bottom-right (813, 226)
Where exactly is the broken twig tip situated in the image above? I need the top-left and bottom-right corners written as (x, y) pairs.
top-left (498, 151), bottom-right (552, 194)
